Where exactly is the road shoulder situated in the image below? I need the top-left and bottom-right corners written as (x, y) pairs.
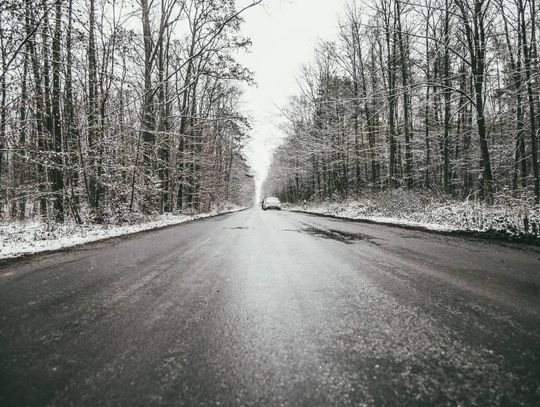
top-left (0, 207), bottom-right (248, 264)
top-left (286, 209), bottom-right (540, 250)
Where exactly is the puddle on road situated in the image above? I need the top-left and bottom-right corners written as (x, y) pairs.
top-left (225, 226), bottom-right (250, 230)
top-left (284, 224), bottom-right (381, 246)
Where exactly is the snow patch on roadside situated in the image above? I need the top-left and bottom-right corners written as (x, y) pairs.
top-left (0, 206), bottom-right (245, 260)
top-left (289, 204), bottom-right (457, 232)
top-left (286, 192), bottom-right (540, 239)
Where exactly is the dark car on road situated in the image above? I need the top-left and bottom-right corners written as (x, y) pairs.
top-left (262, 197), bottom-right (282, 210)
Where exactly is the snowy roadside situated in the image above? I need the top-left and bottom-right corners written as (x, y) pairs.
top-left (0, 206), bottom-right (245, 260)
top-left (288, 206), bottom-right (456, 232)
top-left (285, 193), bottom-right (540, 243)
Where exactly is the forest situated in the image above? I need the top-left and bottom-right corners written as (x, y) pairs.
top-left (264, 0), bottom-right (540, 229)
top-left (0, 0), bottom-right (258, 224)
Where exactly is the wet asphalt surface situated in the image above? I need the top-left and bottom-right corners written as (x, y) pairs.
top-left (1, 208), bottom-right (539, 406)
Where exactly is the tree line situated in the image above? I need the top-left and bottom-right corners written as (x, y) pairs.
top-left (0, 0), bottom-right (259, 223)
top-left (264, 0), bottom-right (540, 207)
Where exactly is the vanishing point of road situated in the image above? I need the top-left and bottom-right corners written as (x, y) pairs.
top-left (1, 209), bottom-right (539, 406)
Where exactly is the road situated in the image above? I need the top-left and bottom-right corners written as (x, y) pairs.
top-left (1, 208), bottom-right (539, 406)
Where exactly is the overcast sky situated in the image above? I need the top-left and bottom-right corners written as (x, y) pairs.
top-left (238, 0), bottom-right (345, 196)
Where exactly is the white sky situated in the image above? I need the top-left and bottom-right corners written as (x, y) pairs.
top-left (238, 0), bottom-right (345, 198)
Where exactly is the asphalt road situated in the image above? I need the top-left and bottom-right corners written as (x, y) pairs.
top-left (1, 208), bottom-right (539, 406)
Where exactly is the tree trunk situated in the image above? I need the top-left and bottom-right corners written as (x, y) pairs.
top-left (396, 0), bottom-right (413, 188)
top-left (50, 0), bottom-right (64, 221)
top-left (519, 0), bottom-right (540, 203)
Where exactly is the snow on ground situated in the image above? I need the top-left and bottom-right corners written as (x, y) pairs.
top-left (287, 201), bottom-right (459, 232)
top-left (0, 206), bottom-right (245, 260)
top-left (286, 190), bottom-right (540, 240)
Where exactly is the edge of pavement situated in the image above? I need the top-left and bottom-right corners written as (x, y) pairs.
top-left (285, 208), bottom-right (540, 251)
top-left (0, 207), bottom-right (250, 267)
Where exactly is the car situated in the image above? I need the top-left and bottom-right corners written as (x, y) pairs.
top-left (262, 197), bottom-right (282, 210)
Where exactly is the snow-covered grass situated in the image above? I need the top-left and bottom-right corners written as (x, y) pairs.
top-left (287, 190), bottom-right (540, 241)
top-left (0, 205), bottom-right (245, 260)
